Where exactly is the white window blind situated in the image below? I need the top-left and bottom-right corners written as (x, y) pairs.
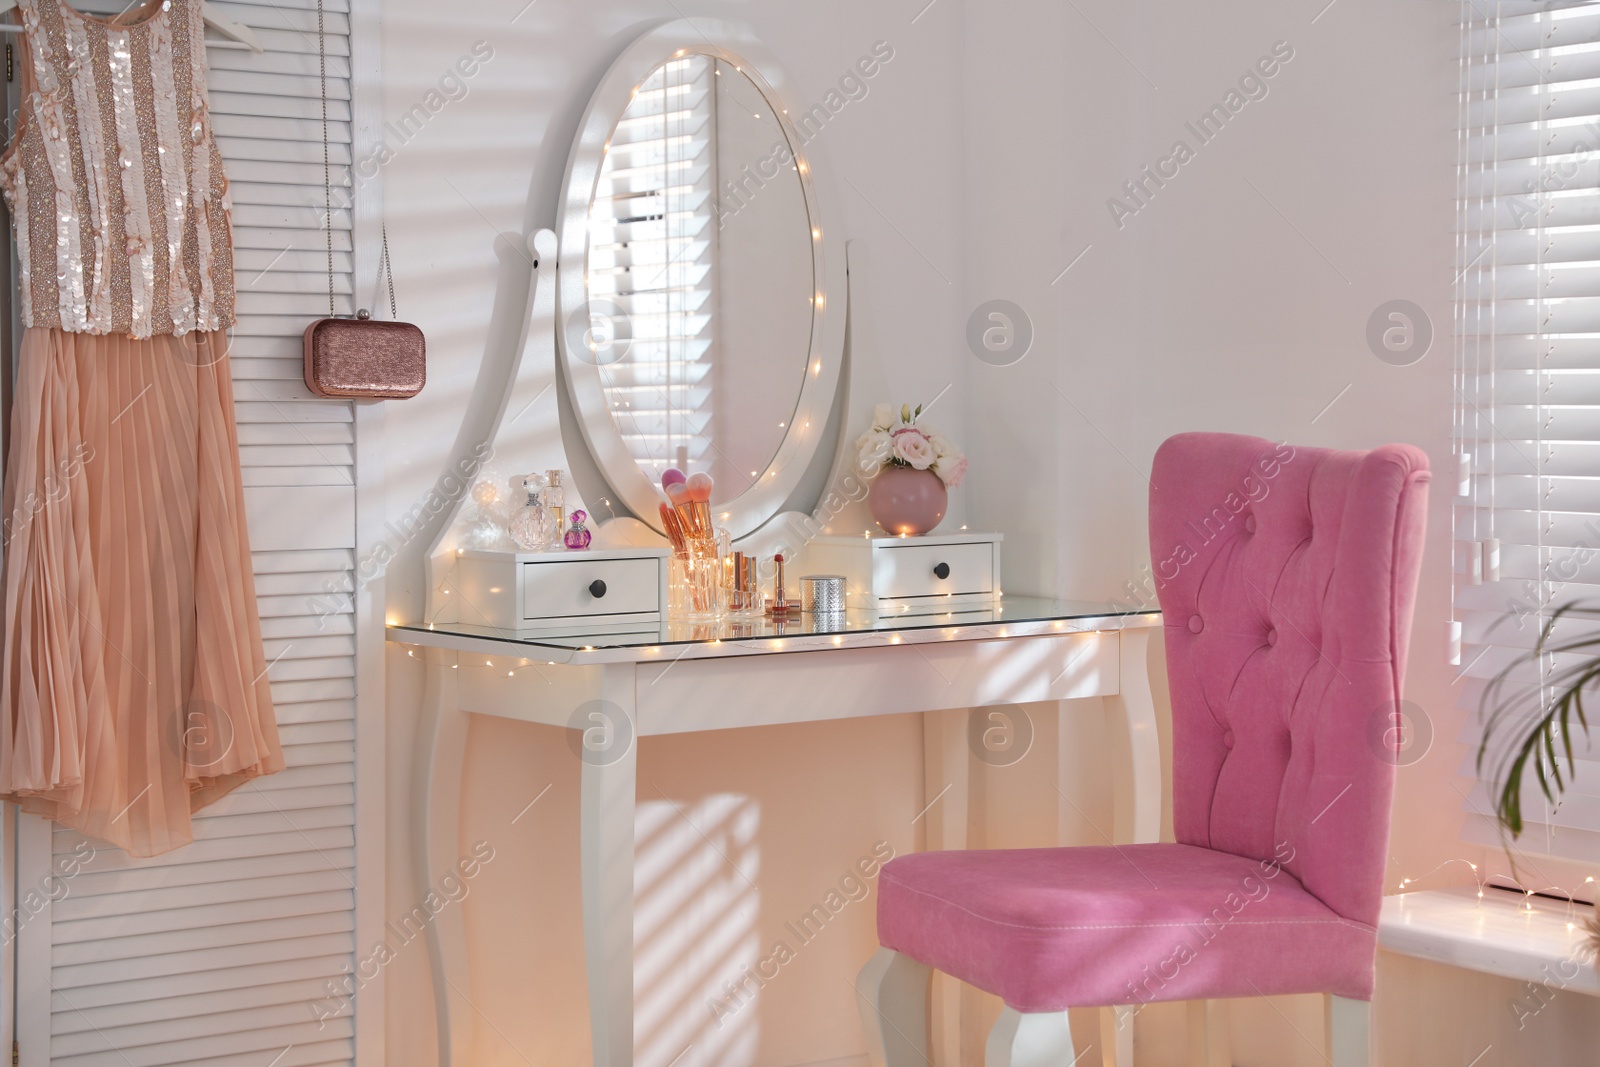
top-left (587, 54), bottom-right (716, 475)
top-left (1456, 0), bottom-right (1600, 866)
top-left (10, 1), bottom-right (371, 1064)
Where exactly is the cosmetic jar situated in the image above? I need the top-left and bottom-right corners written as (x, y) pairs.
top-left (800, 575), bottom-right (846, 615)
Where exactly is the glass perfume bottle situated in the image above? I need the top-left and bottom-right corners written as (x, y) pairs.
top-left (563, 509), bottom-right (593, 550)
top-left (508, 473), bottom-right (557, 551)
top-left (544, 469), bottom-right (566, 532)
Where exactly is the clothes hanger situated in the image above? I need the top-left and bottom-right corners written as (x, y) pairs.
top-left (0, 0), bottom-right (265, 51)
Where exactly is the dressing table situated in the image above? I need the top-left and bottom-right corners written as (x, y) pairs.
top-left (392, 602), bottom-right (1161, 1067)
top-left (390, 17), bottom-right (1163, 1066)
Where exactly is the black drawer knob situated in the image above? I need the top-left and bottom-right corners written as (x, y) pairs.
top-left (589, 579), bottom-right (608, 598)
top-left (933, 562), bottom-right (951, 580)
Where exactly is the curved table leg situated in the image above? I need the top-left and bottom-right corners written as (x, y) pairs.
top-left (582, 663), bottom-right (638, 1066)
top-left (921, 708), bottom-right (976, 1067)
top-left (1105, 626), bottom-right (1161, 845)
top-left (1099, 625), bottom-right (1161, 1067)
top-left (416, 649), bottom-right (473, 1067)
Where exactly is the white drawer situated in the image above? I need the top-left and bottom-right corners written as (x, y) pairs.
top-left (522, 556), bottom-right (661, 620)
top-left (800, 533), bottom-right (1002, 613)
top-left (451, 548), bottom-right (668, 631)
top-left (875, 541), bottom-right (995, 600)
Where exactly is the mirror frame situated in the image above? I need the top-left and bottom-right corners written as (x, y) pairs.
top-left (556, 19), bottom-right (846, 542)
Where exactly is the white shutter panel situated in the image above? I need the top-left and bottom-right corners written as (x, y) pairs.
top-left (1456, 0), bottom-right (1600, 864)
top-left (15, 1), bottom-right (369, 1064)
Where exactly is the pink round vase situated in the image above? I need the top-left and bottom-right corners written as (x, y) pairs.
top-left (868, 465), bottom-right (948, 536)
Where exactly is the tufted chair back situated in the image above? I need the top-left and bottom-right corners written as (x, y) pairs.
top-left (1150, 432), bottom-right (1429, 929)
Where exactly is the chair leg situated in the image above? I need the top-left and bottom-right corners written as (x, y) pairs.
top-left (985, 1006), bottom-right (1075, 1067)
top-left (1325, 995), bottom-right (1370, 1067)
top-left (856, 948), bottom-right (931, 1067)
top-left (1186, 999), bottom-right (1231, 1067)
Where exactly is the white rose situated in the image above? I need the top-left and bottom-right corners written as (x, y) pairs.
top-left (892, 429), bottom-right (937, 470)
top-left (857, 430), bottom-right (892, 472)
top-left (872, 403), bottom-right (895, 431)
top-left (933, 453), bottom-right (968, 488)
top-left (928, 434), bottom-right (953, 458)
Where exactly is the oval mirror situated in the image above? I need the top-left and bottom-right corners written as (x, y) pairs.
top-left (557, 21), bottom-right (844, 541)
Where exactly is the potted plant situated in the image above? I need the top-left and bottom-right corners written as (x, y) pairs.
top-left (856, 403), bottom-right (966, 536)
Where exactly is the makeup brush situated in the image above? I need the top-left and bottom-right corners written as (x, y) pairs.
top-left (659, 502), bottom-right (690, 557)
top-left (661, 468), bottom-right (687, 492)
top-left (666, 480), bottom-right (702, 539)
top-left (685, 471), bottom-right (714, 538)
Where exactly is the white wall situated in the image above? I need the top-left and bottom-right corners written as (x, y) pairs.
top-left (376, 2), bottom-right (1584, 1065)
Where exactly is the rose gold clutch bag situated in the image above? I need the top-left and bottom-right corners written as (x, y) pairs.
top-left (303, 312), bottom-right (425, 399)
top-left (302, 7), bottom-right (424, 400)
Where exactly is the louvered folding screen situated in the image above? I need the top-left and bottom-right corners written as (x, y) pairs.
top-left (588, 54), bottom-right (716, 477)
top-left (10, 1), bottom-right (370, 1064)
top-left (1455, 0), bottom-right (1600, 866)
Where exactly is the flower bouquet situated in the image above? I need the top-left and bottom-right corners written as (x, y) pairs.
top-left (855, 403), bottom-right (966, 535)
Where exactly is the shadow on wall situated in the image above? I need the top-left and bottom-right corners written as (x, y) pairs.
top-left (636, 793), bottom-right (762, 1067)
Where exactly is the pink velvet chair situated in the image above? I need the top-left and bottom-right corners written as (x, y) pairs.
top-left (856, 433), bottom-right (1430, 1066)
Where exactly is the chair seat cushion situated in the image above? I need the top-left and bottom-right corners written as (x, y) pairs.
top-left (877, 842), bottom-right (1378, 1012)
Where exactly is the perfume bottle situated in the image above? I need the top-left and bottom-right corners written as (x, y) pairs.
top-left (564, 509), bottom-right (593, 550)
top-left (544, 469), bottom-right (566, 532)
top-left (508, 474), bottom-right (557, 551)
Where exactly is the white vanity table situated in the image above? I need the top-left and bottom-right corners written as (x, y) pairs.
top-left (393, 15), bottom-right (1164, 1064)
top-left (390, 599), bottom-right (1162, 1066)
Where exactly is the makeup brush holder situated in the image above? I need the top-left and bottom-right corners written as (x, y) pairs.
top-left (670, 534), bottom-right (726, 621)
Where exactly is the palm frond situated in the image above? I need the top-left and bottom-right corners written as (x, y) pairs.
top-left (1478, 601), bottom-right (1600, 838)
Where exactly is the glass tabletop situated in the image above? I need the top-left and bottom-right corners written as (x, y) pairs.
top-left (389, 596), bottom-right (1160, 653)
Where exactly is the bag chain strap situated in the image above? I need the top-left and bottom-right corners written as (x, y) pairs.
top-left (318, 0), bottom-right (396, 320)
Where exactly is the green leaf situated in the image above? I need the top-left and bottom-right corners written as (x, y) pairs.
top-left (1478, 599), bottom-right (1600, 841)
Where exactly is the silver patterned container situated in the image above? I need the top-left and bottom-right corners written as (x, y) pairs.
top-left (801, 574), bottom-right (846, 615)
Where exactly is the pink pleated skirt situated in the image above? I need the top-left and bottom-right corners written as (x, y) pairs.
top-left (0, 327), bottom-right (282, 856)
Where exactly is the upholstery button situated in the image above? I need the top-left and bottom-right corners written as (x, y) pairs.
top-left (1243, 514), bottom-right (1256, 534)
top-left (1222, 730), bottom-right (1234, 749)
top-left (1265, 627), bottom-right (1277, 647)
top-left (1188, 614), bottom-right (1204, 634)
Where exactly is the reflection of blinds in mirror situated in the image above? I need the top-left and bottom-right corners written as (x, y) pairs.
top-left (1454, 1), bottom-right (1600, 867)
top-left (588, 56), bottom-right (717, 475)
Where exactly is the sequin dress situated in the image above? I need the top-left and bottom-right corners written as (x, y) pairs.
top-left (0, 0), bottom-right (281, 856)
